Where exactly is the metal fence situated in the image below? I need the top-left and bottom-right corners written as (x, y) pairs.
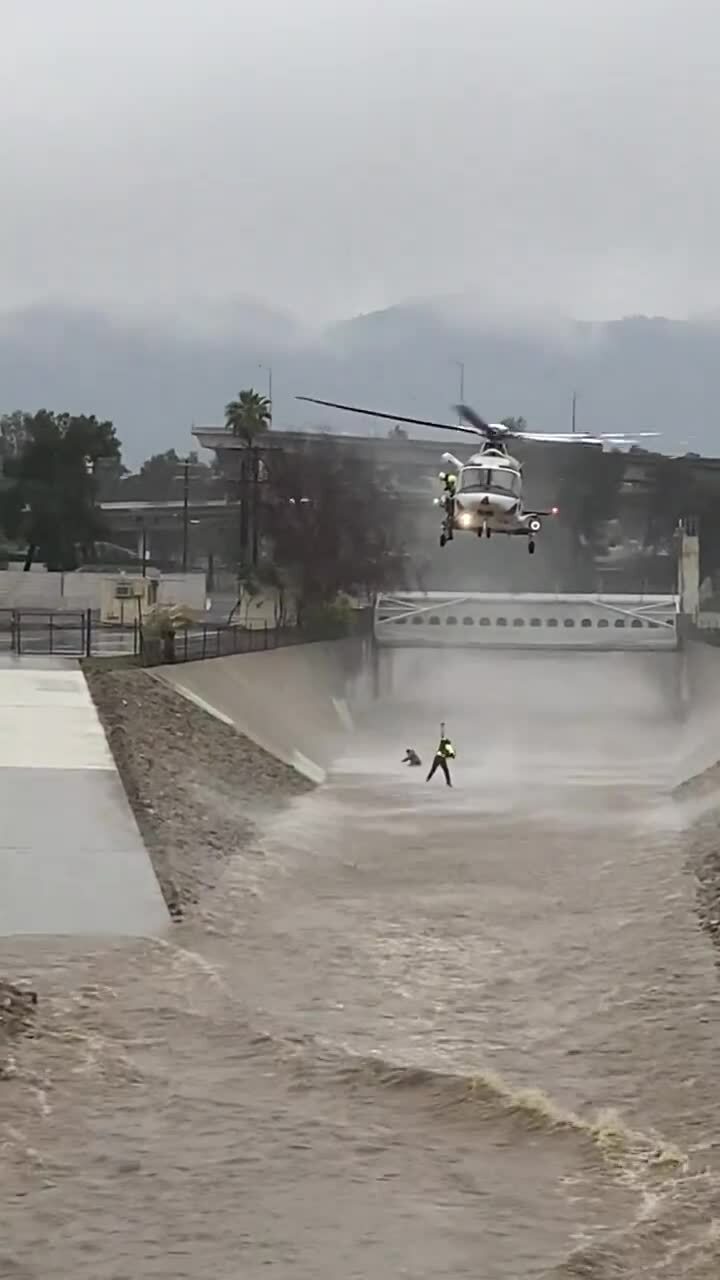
top-left (0, 608), bottom-right (372, 662)
top-left (0, 609), bottom-right (111, 657)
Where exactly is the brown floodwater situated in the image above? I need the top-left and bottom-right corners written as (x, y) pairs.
top-left (3, 650), bottom-right (720, 1279)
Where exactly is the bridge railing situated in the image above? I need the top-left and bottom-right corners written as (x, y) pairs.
top-left (374, 592), bottom-right (679, 650)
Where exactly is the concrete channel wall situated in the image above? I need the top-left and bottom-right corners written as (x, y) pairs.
top-left (155, 636), bottom-right (377, 782)
top-left (155, 631), bottom-right (720, 790)
top-left (677, 640), bottom-right (720, 784)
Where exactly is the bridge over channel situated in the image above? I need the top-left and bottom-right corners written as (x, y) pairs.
top-left (374, 592), bottom-right (679, 650)
top-left (372, 519), bottom-right (702, 653)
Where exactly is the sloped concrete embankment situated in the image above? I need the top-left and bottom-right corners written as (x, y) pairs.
top-left (154, 636), bottom-right (377, 783)
top-left (676, 641), bottom-right (720, 784)
top-left (675, 641), bottom-right (720, 956)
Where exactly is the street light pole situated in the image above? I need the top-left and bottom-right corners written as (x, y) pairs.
top-left (454, 361), bottom-right (465, 423)
top-left (258, 362), bottom-right (273, 424)
top-left (181, 457), bottom-right (190, 573)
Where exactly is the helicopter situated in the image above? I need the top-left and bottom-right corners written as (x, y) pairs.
top-left (296, 396), bottom-right (658, 554)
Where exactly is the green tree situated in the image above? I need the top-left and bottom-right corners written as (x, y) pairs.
top-left (120, 449), bottom-right (215, 502)
top-left (224, 388), bottom-right (272, 444)
top-left (555, 446), bottom-right (626, 587)
top-left (639, 454), bottom-right (694, 552)
top-left (224, 389), bottom-right (272, 565)
top-left (0, 411), bottom-right (121, 570)
top-left (93, 455), bottom-right (129, 501)
top-left (262, 437), bottom-right (405, 619)
top-left (640, 454), bottom-right (720, 581)
top-left (0, 411), bottom-right (27, 463)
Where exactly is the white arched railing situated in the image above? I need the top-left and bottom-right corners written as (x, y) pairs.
top-left (374, 592), bottom-right (679, 651)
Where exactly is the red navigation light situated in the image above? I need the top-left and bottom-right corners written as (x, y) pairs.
top-left (551, 506), bottom-right (559, 515)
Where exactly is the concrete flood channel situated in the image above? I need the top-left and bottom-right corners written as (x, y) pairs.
top-left (1, 638), bottom-right (720, 1277)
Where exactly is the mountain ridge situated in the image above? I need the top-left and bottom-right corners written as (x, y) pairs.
top-left (0, 299), bottom-right (717, 461)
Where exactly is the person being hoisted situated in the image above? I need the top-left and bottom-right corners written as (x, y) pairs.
top-left (426, 722), bottom-right (455, 787)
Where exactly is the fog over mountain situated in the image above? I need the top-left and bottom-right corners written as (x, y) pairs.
top-left (0, 300), bottom-right (718, 463)
top-left (3, 2), bottom-right (720, 461)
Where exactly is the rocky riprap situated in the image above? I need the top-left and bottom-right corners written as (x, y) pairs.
top-left (0, 981), bottom-right (37, 1067)
top-left (85, 667), bottom-right (313, 919)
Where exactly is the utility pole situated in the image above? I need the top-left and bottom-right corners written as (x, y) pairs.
top-left (258, 362), bottom-right (273, 424)
top-left (180, 457), bottom-right (190, 573)
top-left (571, 391), bottom-right (577, 434)
top-left (175, 453), bottom-right (205, 573)
top-left (251, 446), bottom-right (260, 567)
top-left (252, 364), bottom-right (272, 563)
top-left (454, 361), bottom-right (465, 424)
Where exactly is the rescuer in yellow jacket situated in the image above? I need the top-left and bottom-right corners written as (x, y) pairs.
top-left (426, 723), bottom-right (455, 787)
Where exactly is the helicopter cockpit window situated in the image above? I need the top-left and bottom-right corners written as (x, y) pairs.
top-left (459, 466), bottom-right (519, 495)
top-left (458, 466), bottom-right (487, 491)
top-left (490, 469), bottom-right (520, 495)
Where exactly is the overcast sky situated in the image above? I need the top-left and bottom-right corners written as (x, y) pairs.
top-left (0, 0), bottom-right (716, 325)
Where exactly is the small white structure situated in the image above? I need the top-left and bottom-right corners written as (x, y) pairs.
top-left (100, 575), bottom-right (156, 625)
top-left (0, 569), bottom-right (206, 616)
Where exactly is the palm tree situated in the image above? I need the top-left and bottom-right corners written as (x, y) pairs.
top-left (224, 388), bottom-right (272, 444)
top-left (224, 388), bottom-right (271, 566)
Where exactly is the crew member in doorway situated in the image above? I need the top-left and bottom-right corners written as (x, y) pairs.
top-left (441, 471), bottom-right (457, 518)
top-left (402, 747), bottom-right (422, 767)
top-left (426, 723), bottom-right (455, 787)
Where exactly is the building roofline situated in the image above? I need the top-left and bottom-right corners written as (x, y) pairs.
top-left (191, 425), bottom-right (453, 451)
top-left (100, 498), bottom-right (237, 513)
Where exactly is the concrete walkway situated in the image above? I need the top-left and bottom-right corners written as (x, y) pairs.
top-left (0, 656), bottom-right (167, 937)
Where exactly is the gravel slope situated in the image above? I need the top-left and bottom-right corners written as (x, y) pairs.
top-left (85, 667), bottom-right (313, 919)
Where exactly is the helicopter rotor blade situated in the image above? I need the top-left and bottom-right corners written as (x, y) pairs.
top-left (455, 404), bottom-right (498, 436)
top-left (297, 396), bottom-right (658, 450)
top-left (520, 430), bottom-right (661, 446)
top-left (296, 396), bottom-right (486, 437)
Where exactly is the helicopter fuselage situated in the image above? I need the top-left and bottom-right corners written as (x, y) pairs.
top-left (437, 444), bottom-right (553, 552)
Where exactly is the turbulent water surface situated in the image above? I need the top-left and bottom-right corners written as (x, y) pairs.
top-left (4, 650), bottom-right (720, 1278)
